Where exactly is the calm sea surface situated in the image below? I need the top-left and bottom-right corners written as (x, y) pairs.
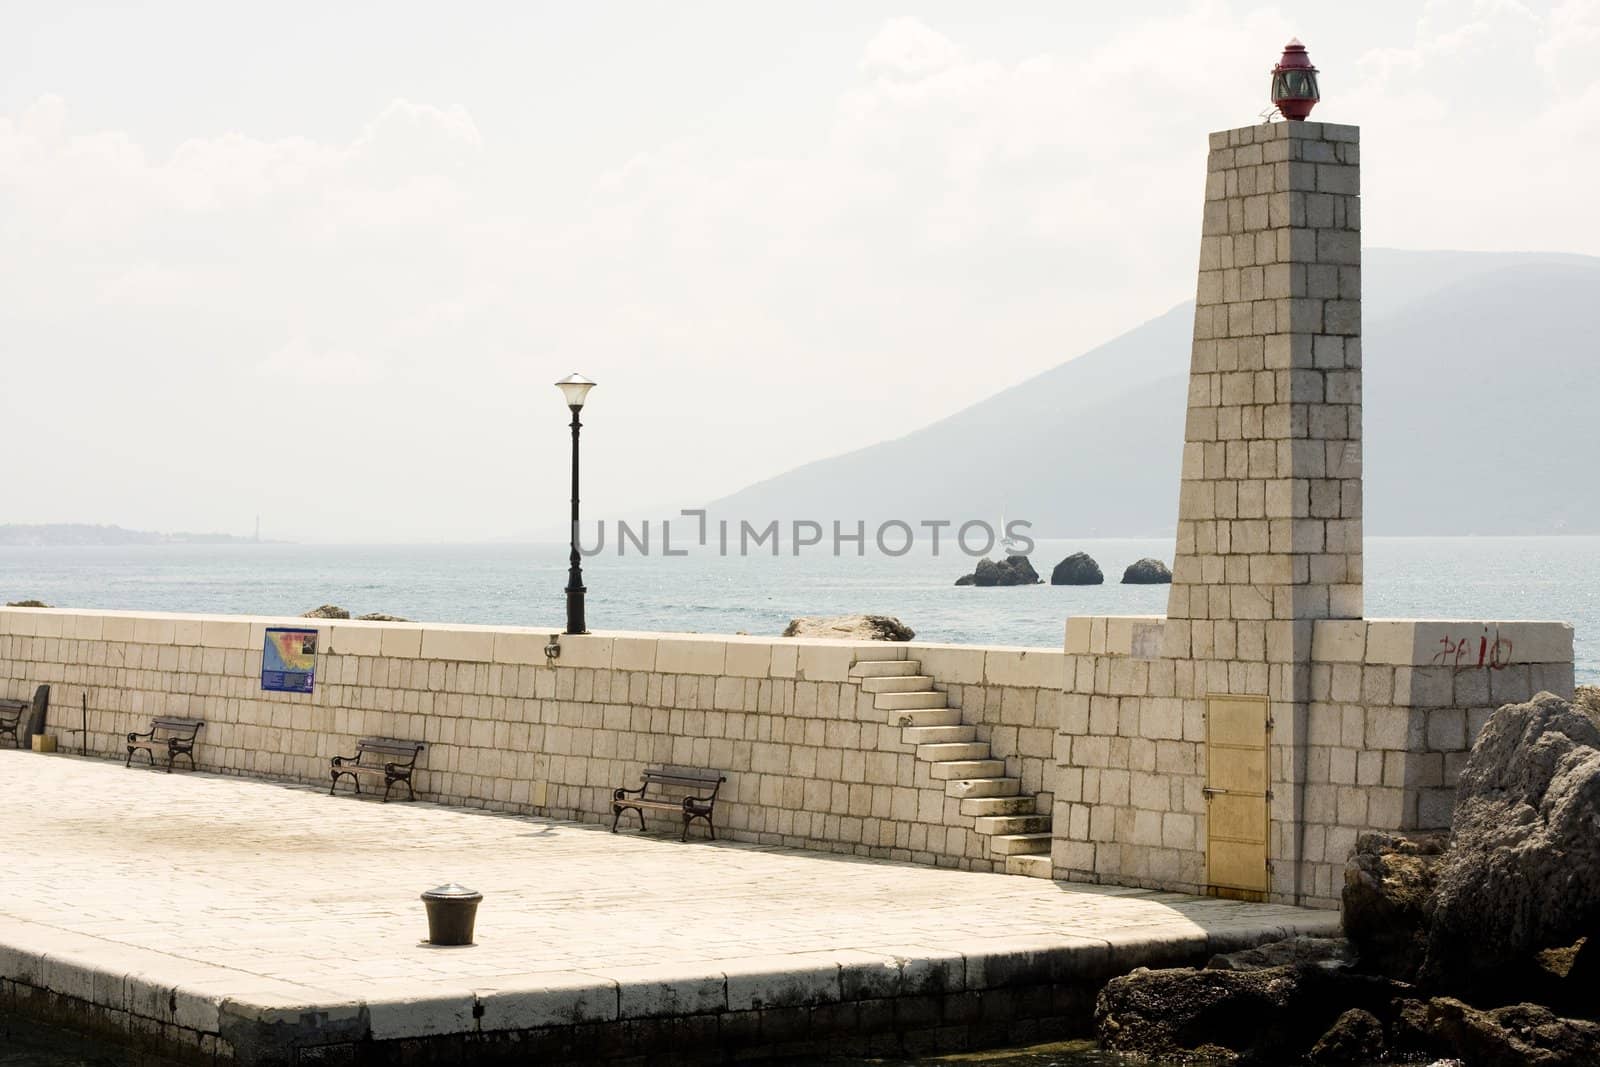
top-left (0, 1016), bottom-right (1229, 1067)
top-left (0, 536), bottom-right (1594, 682)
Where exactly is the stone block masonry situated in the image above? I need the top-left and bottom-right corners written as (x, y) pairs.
top-left (0, 608), bottom-right (1061, 875)
top-left (1153, 119), bottom-right (1371, 905)
top-left (1174, 119), bottom-right (1364, 636)
top-left (1047, 118), bottom-right (1577, 910)
top-left (2, 603), bottom-right (1571, 913)
top-left (1056, 615), bottom-right (1572, 907)
top-left (0, 120), bottom-right (1581, 917)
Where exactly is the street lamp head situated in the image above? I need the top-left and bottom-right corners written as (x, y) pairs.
top-left (554, 373), bottom-right (596, 410)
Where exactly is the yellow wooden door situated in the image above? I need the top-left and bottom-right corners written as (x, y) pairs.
top-left (1204, 695), bottom-right (1270, 900)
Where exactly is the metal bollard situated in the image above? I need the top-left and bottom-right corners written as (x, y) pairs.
top-left (421, 883), bottom-right (482, 946)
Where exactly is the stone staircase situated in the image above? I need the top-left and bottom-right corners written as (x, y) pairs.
top-left (851, 658), bottom-right (1052, 878)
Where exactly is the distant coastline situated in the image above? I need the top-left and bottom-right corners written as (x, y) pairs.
top-left (0, 524), bottom-right (281, 547)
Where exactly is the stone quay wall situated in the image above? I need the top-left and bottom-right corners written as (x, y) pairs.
top-left (4, 606), bottom-right (1577, 909)
top-left (0, 608), bottom-right (1060, 874)
top-left (1053, 614), bottom-right (1574, 909)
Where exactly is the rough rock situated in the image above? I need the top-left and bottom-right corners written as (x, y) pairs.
top-left (1121, 557), bottom-right (1173, 584)
top-left (4, 599), bottom-right (50, 608)
top-left (1095, 963), bottom-right (1404, 1063)
top-left (1206, 936), bottom-right (1353, 972)
top-left (1307, 1008), bottom-right (1385, 1064)
top-left (782, 615), bottom-right (914, 641)
top-left (1420, 693), bottom-right (1600, 993)
top-left (955, 556), bottom-right (1041, 587)
top-left (1519, 938), bottom-right (1600, 1017)
top-left (1342, 830), bottom-right (1447, 980)
top-left (1050, 552), bottom-right (1104, 585)
top-left (1577, 684), bottom-right (1600, 716)
top-left (301, 604), bottom-right (351, 619)
top-left (355, 613), bottom-right (410, 622)
top-left (1423, 997), bottom-right (1600, 1066)
top-left (1387, 997), bottom-right (1435, 1055)
top-left (1562, 935), bottom-right (1600, 992)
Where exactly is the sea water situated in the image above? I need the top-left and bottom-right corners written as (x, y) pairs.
top-left (0, 536), bottom-right (1594, 682)
top-left (0, 1014), bottom-right (1226, 1066)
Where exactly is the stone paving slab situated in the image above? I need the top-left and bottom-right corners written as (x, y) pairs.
top-left (0, 752), bottom-right (1339, 1062)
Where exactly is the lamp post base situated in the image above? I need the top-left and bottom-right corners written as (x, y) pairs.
top-left (565, 587), bottom-right (588, 636)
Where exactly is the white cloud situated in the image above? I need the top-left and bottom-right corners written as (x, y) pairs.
top-left (1536, 0), bottom-right (1600, 87)
top-left (346, 99), bottom-right (482, 182)
top-left (255, 338), bottom-right (385, 387)
top-left (1, 5), bottom-right (1597, 540)
top-left (97, 262), bottom-right (207, 307)
top-left (859, 17), bottom-right (963, 77)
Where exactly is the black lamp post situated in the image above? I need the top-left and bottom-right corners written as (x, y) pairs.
top-left (555, 373), bottom-right (596, 634)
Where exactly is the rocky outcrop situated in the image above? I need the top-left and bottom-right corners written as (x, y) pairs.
top-left (1095, 962), bottom-right (1404, 1063)
top-left (1423, 997), bottom-right (1600, 1066)
top-left (1206, 936), bottom-right (1353, 972)
top-left (1420, 693), bottom-right (1600, 993)
top-left (1342, 831), bottom-right (1447, 981)
top-left (1098, 960), bottom-right (1600, 1065)
top-left (4, 599), bottom-right (50, 608)
top-left (1050, 552), bottom-right (1103, 585)
top-left (1096, 694), bottom-right (1600, 1064)
top-left (301, 604), bottom-right (351, 619)
top-left (782, 615), bottom-right (914, 641)
top-left (1307, 1008), bottom-right (1385, 1064)
top-left (356, 613), bottom-right (411, 622)
top-left (1121, 557), bottom-right (1172, 584)
top-left (954, 556), bottom-right (1041, 587)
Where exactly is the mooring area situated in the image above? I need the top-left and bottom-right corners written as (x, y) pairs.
top-left (0, 752), bottom-right (1336, 1064)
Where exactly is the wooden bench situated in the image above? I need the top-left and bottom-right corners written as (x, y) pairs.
top-left (611, 766), bottom-right (726, 841)
top-left (329, 737), bottom-right (425, 802)
top-left (0, 698), bottom-right (26, 749)
top-left (125, 716), bottom-right (204, 772)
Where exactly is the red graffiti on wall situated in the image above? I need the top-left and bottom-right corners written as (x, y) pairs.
top-left (1430, 629), bottom-right (1514, 672)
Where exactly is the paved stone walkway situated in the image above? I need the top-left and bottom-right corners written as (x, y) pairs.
top-left (0, 751), bottom-right (1337, 1056)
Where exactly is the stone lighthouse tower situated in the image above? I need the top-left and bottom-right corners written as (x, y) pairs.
top-left (1160, 39), bottom-right (1362, 902)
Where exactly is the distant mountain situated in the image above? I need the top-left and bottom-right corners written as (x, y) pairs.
top-left (707, 249), bottom-right (1600, 536)
top-left (0, 524), bottom-right (270, 546)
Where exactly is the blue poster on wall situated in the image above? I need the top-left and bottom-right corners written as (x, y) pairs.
top-left (262, 628), bottom-right (318, 693)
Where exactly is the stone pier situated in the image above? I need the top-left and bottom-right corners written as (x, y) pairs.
top-left (0, 116), bottom-right (1580, 1064)
top-left (0, 751), bottom-right (1338, 1065)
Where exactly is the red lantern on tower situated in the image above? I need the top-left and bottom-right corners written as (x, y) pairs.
top-left (1271, 38), bottom-right (1320, 120)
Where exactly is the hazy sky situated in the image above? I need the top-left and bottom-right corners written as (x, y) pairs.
top-left (3, 1), bottom-right (1597, 541)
